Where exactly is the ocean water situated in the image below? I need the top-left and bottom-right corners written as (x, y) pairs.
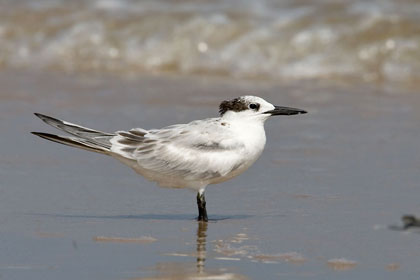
top-left (1, 0), bottom-right (420, 87)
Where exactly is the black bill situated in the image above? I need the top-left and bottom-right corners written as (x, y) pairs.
top-left (264, 105), bottom-right (307, 116)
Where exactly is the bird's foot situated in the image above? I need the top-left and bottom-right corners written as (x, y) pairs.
top-left (197, 192), bottom-right (208, 222)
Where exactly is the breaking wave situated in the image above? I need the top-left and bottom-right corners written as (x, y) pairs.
top-left (1, 0), bottom-right (419, 86)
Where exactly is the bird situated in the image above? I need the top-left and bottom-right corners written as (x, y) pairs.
top-left (32, 96), bottom-right (306, 222)
top-left (402, 215), bottom-right (420, 229)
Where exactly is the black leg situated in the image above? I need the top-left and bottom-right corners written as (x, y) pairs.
top-left (197, 191), bottom-right (208, 222)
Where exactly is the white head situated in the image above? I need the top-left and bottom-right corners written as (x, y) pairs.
top-left (219, 96), bottom-right (306, 122)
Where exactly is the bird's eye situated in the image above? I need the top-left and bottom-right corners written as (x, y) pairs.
top-left (249, 103), bottom-right (258, 110)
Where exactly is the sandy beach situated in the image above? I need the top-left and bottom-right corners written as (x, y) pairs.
top-left (0, 68), bottom-right (420, 279)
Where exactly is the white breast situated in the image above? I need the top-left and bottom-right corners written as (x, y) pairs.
top-left (207, 119), bottom-right (267, 185)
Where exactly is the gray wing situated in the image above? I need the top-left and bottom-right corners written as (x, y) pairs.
top-left (33, 113), bottom-right (115, 154)
top-left (110, 119), bottom-right (246, 182)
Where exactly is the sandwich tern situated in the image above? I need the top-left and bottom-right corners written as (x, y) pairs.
top-left (32, 96), bottom-right (306, 221)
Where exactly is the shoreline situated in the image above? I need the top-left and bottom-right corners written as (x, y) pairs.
top-left (1, 69), bottom-right (420, 279)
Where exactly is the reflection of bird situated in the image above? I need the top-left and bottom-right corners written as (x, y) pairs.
top-left (32, 96), bottom-right (306, 221)
top-left (196, 221), bottom-right (207, 273)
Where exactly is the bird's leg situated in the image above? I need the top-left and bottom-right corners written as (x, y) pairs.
top-left (197, 190), bottom-right (208, 222)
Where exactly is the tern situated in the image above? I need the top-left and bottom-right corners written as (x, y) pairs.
top-left (32, 96), bottom-right (306, 221)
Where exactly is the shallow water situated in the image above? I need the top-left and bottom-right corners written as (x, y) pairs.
top-left (1, 0), bottom-right (420, 87)
top-left (1, 70), bottom-right (420, 279)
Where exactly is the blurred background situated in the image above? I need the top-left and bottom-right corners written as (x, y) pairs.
top-left (1, 0), bottom-right (419, 89)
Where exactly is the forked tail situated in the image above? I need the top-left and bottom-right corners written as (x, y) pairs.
top-left (32, 113), bottom-right (115, 155)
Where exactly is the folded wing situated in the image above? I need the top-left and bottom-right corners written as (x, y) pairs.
top-left (110, 120), bottom-right (246, 184)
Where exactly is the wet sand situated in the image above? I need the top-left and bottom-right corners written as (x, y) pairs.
top-left (1, 70), bottom-right (420, 279)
